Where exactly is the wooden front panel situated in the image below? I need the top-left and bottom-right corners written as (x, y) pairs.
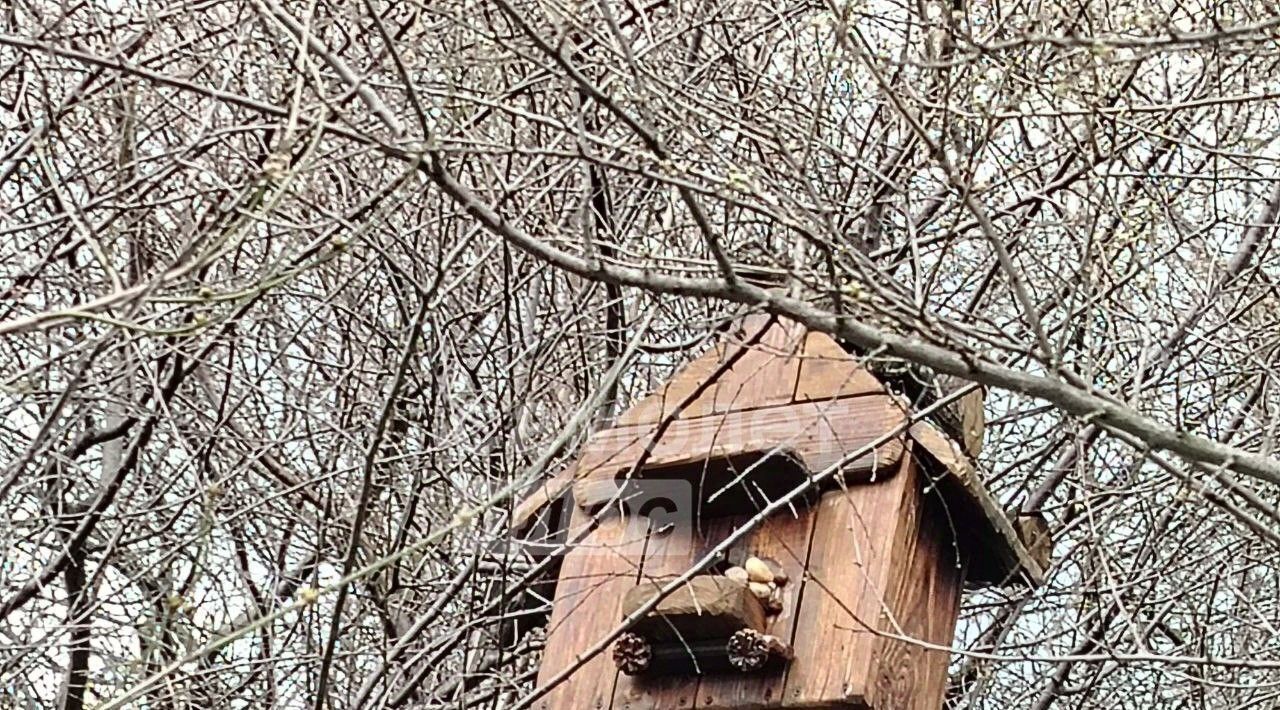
top-left (538, 452), bottom-right (964, 710)
top-left (615, 339), bottom-right (733, 426)
top-left (792, 331), bottom-right (885, 402)
top-left (611, 509), bottom-right (818, 710)
top-left (708, 321), bottom-right (805, 415)
top-left (616, 319), bottom-right (889, 428)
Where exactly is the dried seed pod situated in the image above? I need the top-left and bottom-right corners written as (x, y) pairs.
top-left (748, 581), bottom-right (772, 600)
top-left (723, 566), bottom-right (749, 584)
top-left (744, 557), bottom-right (773, 583)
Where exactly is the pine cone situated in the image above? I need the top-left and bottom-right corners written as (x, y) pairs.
top-left (612, 632), bottom-right (652, 675)
top-left (726, 629), bottom-right (769, 672)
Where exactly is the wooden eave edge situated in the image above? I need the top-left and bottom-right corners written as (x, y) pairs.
top-left (511, 465), bottom-right (575, 534)
top-left (908, 420), bottom-right (1048, 587)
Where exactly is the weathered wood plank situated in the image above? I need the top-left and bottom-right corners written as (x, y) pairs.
top-left (866, 462), bottom-right (964, 710)
top-left (793, 331), bottom-right (885, 402)
top-left (710, 319), bottom-right (805, 415)
top-left (616, 316), bottom-right (808, 427)
top-left (534, 507), bottom-right (648, 710)
top-left (516, 318), bottom-right (890, 535)
top-left (613, 516), bottom-right (743, 710)
top-left (615, 341), bottom-right (733, 426)
top-left (615, 316), bottom-right (774, 427)
top-left (781, 454), bottom-right (915, 707)
top-left (930, 373), bottom-right (986, 458)
top-left (697, 510), bottom-right (815, 710)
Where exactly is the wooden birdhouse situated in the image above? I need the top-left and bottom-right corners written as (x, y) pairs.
top-left (514, 316), bottom-right (1050, 710)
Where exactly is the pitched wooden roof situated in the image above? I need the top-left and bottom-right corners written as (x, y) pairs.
top-left (512, 315), bottom-right (1047, 587)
